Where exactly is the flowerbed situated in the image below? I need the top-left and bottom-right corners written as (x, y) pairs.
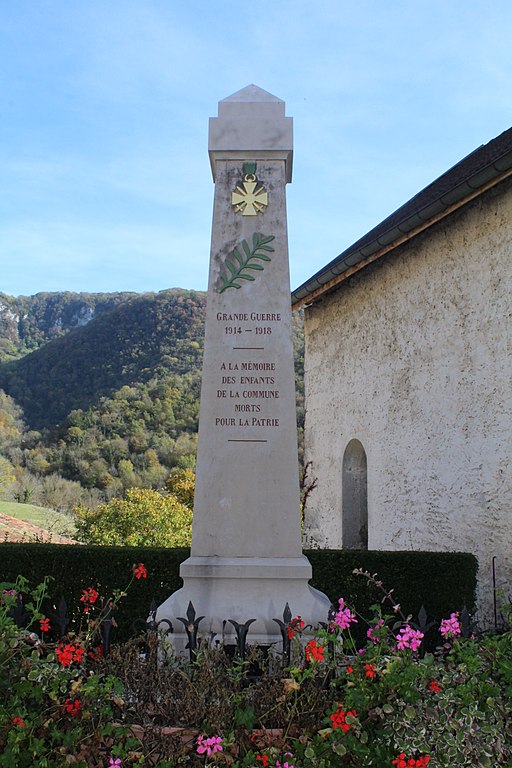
top-left (0, 567), bottom-right (511, 767)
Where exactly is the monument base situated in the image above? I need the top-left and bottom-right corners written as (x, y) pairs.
top-left (156, 555), bottom-right (332, 655)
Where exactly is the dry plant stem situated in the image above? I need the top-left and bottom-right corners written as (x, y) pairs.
top-left (300, 460), bottom-right (318, 513)
top-left (353, 568), bottom-right (409, 622)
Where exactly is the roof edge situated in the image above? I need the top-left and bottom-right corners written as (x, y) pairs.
top-left (292, 136), bottom-right (512, 310)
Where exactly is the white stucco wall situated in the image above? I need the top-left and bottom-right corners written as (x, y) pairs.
top-left (303, 178), bottom-right (512, 622)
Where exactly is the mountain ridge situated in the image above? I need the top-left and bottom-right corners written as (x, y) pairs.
top-left (0, 289), bottom-right (207, 429)
top-left (0, 290), bottom-right (139, 360)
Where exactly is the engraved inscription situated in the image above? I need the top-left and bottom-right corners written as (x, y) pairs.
top-left (214, 310), bottom-right (284, 433)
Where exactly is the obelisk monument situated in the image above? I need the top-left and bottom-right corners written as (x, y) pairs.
top-left (157, 85), bottom-right (330, 649)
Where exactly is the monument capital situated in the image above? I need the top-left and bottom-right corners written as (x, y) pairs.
top-left (208, 84), bottom-right (293, 183)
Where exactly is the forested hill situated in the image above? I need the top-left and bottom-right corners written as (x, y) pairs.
top-left (0, 290), bottom-right (138, 361)
top-left (0, 290), bottom-right (206, 429)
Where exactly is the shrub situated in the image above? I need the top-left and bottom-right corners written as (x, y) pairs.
top-left (74, 486), bottom-right (192, 546)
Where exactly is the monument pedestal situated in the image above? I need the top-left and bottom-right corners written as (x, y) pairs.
top-left (158, 556), bottom-right (330, 652)
top-left (156, 85), bottom-right (330, 652)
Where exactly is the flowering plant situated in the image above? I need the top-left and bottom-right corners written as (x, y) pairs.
top-left (0, 567), bottom-right (149, 766)
top-left (1, 566), bottom-right (511, 767)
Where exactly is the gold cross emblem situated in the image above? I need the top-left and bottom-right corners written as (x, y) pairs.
top-left (232, 173), bottom-right (268, 216)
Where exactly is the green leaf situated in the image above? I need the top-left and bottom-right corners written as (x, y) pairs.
top-left (405, 705), bottom-right (416, 719)
top-left (233, 247), bottom-right (244, 266)
top-left (234, 704), bottom-right (255, 729)
top-left (217, 233), bottom-right (274, 292)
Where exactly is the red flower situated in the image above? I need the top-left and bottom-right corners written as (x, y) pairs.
top-left (80, 587), bottom-right (99, 607)
top-left (55, 642), bottom-right (85, 667)
top-left (305, 639), bottom-right (324, 662)
top-left (429, 679), bottom-right (441, 693)
top-left (330, 707), bottom-right (356, 732)
top-left (365, 663), bottom-right (376, 679)
top-left (392, 755), bottom-right (430, 768)
top-left (287, 615), bottom-right (305, 640)
top-left (55, 643), bottom-right (73, 667)
top-left (11, 716), bottom-right (25, 727)
top-left (64, 698), bottom-right (82, 717)
top-left (73, 646), bottom-right (85, 664)
top-left (256, 755), bottom-right (269, 767)
top-left (346, 665), bottom-right (353, 674)
top-left (87, 644), bottom-right (104, 662)
top-left (39, 617), bottom-right (51, 633)
top-left (133, 563), bottom-right (147, 580)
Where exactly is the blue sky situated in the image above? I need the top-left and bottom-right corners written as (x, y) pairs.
top-left (2, 1), bottom-right (511, 297)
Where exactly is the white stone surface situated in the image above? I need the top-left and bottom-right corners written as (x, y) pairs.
top-left (157, 86), bottom-right (330, 648)
top-left (208, 84), bottom-right (293, 182)
top-left (302, 178), bottom-right (512, 623)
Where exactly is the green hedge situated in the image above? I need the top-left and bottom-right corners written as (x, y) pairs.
top-left (307, 549), bottom-right (477, 646)
top-left (0, 544), bottom-right (477, 644)
top-left (0, 544), bottom-right (186, 643)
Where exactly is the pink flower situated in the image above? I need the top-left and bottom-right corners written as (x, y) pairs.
top-left (196, 734), bottom-right (223, 757)
top-left (108, 759), bottom-right (122, 767)
top-left (1, 588), bottom-right (16, 606)
top-left (276, 758), bottom-right (295, 768)
top-left (440, 612), bottom-right (461, 639)
top-left (331, 598), bottom-right (358, 631)
top-left (395, 624), bottom-right (424, 652)
top-left (367, 618), bottom-right (385, 643)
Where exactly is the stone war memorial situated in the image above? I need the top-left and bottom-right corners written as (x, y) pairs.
top-left (157, 85), bottom-right (330, 651)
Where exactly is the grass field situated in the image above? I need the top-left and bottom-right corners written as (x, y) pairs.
top-left (0, 500), bottom-right (76, 536)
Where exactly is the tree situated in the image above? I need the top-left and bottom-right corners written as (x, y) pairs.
top-left (0, 456), bottom-right (15, 495)
top-left (0, 390), bottom-right (25, 455)
top-left (73, 487), bottom-right (192, 547)
top-left (165, 468), bottom-right (195, 510)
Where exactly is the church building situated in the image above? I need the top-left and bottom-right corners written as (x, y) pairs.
top-left (292, 128), bottom-right (512, 621)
